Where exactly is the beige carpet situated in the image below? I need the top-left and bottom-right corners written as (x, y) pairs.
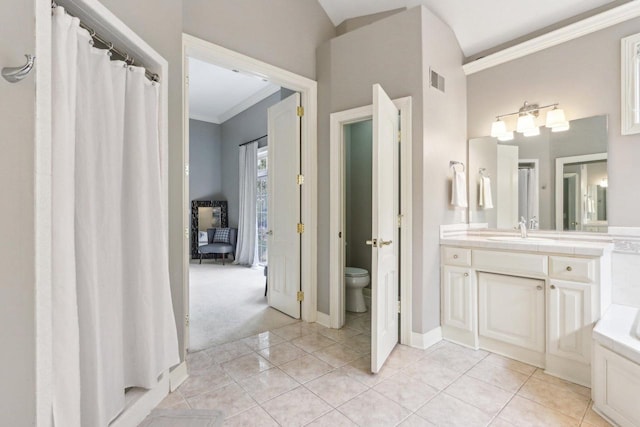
top-left (188, 262), bottom-right (298, 351)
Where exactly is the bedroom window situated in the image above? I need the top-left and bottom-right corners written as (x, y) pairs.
top-left (257, 147), bottom-right (268, 265)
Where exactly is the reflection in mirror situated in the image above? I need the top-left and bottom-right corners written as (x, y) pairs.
top-left (197, 206), bottom-right (222, 231)
top-left (556, 154), bottom-right (607, 232)
top-left (468, 115), bottom-right (608, 232)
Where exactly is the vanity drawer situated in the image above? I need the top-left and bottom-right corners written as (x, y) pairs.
top-left (549, 256), bottom-right (596, 283)
top-left (442, 247), bottom-right (472, 266)
top-left (473, 250), bottom-right (548, 276)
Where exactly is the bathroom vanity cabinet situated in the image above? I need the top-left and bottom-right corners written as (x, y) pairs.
top-left (441, 241), bottom-right (612, 386)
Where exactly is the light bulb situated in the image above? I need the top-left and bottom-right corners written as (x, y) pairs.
top-left (490, 119), bottom-right (507, 137)
top-left (546, 108), bottom-right (567, 128)
top-left (516, 114), bottom-right (536, 133)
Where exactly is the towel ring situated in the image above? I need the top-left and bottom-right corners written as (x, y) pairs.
top-left (449, 160), bottom-right (465, 172)
top-left (479, 168), bottom-right (489, 177)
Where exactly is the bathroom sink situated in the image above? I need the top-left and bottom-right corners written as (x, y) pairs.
top-left (487, 236), bottom-right (556, 243)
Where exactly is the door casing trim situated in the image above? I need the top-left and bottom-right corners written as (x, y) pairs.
top-left (182, 34), bottom-right (318, 352)
top-left (329, 97), bottom-right (412, 346)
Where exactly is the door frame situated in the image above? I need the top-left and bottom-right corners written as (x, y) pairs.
top-left (329, 97), bottom-right (412, 346)
top-left (555, 152), bottom-right (607, 231)
top-left (182, 34), bottom-right (319, 350)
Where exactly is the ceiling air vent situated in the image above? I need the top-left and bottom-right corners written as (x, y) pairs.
top-left (430, 68), bottom-right (445, 93)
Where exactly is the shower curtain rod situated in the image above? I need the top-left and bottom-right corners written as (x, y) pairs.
top-left (52, 1), bottom-right (159, 82)
top-left (239, 134), bottom-right (267, 147)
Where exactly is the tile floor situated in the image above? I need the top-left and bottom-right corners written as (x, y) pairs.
top-left (147, 311), bottom-right (613, 426)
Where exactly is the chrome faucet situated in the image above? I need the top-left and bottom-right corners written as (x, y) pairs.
top-left (529, 216), bottom-right (538, 230)
top-left (518, 216), bottom-right (528, 239)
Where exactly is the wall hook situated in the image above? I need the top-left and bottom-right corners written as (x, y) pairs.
top-left (2, 54), bottom-right (35, 83)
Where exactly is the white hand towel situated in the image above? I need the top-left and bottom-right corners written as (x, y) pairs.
top-left (451, 170), bottom-right (468, 208)
top-left (479, 176), bottom-right (494, 209)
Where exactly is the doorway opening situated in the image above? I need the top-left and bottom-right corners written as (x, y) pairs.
top-left (329, 91), bottom-right (413, 373)
top-left (182, 35), bottom-right (318, 354)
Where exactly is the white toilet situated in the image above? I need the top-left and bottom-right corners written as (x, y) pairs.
top-left (345, 267), bottom-right (370, 313)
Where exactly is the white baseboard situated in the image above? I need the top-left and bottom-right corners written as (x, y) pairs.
top-left (110, 372), bottom-right (170, 427)
top-left (315, 311), bottom-right (331, 328)
top-left (411, 327), bottom-right (443, 350)
top-left (169, 361), bottom-right (188, 392)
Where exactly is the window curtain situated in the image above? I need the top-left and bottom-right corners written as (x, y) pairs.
top-left (51, 7), bottom-right (179, 427)
top-left (235, 141), bottom-right (259, 266)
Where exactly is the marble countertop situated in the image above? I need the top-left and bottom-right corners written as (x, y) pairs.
top-left (440, 232), bottom-right (614, 257)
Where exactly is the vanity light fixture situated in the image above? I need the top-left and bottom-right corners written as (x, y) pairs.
top-left (490, 101), bottom-right (570, 139)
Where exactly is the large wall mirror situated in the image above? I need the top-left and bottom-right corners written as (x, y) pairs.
top-left (190, 200), bottom-right (228, 258)
top-left (468, 115), bottom-right (608, 232)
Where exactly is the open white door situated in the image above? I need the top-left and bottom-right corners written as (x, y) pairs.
top-left (267, 93), bottom-right (301, 319)
top-left (371, 84), bottom-right (399, 373)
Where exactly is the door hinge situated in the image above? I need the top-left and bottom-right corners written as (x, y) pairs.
top-left (297, 106), bottom-right (304, 117)
top-left (185, 313), bottom-right (190, 327)
top-left (185, 227), bottom-right (189, 239)
top-left (185, 75), bottom-right (189, 86)
top-left (297, 291), bottom-right (304, 302)
top-left (398, 130), bottom-right (401, 143)
top-left (297, 223), bottom-right (305, 234)
top-left (397, 301), bottom-right (401, 314)
top-left (296, 174), bottom-right (305, 185)
top-left (185, 163), bottom-right (189, 176)
top-left (397, 214), bottom-right (403, 227)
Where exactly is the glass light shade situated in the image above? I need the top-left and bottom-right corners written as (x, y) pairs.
top-left (551, 121), bottom-right (570, 132)
top-left (498, 131), bottom-right (514, 141)
top-left (516, 114), bottom-right (536, 133)
top-left (490, 119), bottom-right (507, 137)
top-left (545, 108), bottom-right (567, 128)
top-left (523, 126), bottom-right (540, 137)
top-left (600, 178), bottom-right (608, 188)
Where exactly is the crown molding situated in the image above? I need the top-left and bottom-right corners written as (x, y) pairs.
top-left (217, 84), bottom-right (280, 124)
top-left (463, 1), bottom-right (640, 75)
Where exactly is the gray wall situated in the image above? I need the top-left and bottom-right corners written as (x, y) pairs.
top-left (336, 8), bottom-right (406, 36)
top-left (220, 91), bottom-right (286, 228)
top-left (467, 17), bottom-right (640, 228)
top-left (345, 120), bottom-right (373, 275)
top-left (419, 6), bottom-right (468, 332)
top-left (183, 0), bottom-right (335, 80)
top-left (317, 6), bottom-right (467, 333)
top-left (189, 119), bottom-right (223, 201)
top-left (0, 0), bottom-right (36, 423)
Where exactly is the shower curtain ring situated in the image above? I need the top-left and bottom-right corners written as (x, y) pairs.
top-left (106, 42), bottom-right (114, 57)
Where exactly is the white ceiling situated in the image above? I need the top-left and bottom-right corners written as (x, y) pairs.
top-left (318, 0), bottom-right (617, 56)
top-left (189, 58), bottom-right (280, 124)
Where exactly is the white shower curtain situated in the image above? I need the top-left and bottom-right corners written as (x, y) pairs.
top-left (235, 142), bottom-right (258, 266)
top-left (518, 168), bottom-right (538, 224)
top-left (52, 7), bottom-right (179, 427)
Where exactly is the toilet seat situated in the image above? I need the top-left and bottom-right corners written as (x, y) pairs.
top-left (345, 267), bottom-right (368, 277)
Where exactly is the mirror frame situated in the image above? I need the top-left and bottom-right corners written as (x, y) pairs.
top-left (554, 153), bottom-right (607, 231)
top-left (622, 32), bottom-right (640, 135)
top-left (190, 200), bottom-right (228, 259)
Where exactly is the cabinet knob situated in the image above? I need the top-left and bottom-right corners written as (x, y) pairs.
top-left (566, 266), bottom-right (572, 272)
top-left (536, 285), bottom-right (543, 290)
top-left (464, 272), bottom-right (469, 277)
top-left (550, 284), bottom-right (556, 290)
top-left (453, 254), bottom-right (459, 259)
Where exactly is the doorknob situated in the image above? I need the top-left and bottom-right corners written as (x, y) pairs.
top-left (379, 240), bottom-right (392, 246)
top-left (266, 230), bottom-right (273, 236)
top-left (365, 239), bottom-right (377, 247)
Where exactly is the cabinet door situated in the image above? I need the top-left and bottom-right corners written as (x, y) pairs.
top-left (548, 280), bottom-right (592, 363)
top-left (479, 273), bottom-right (545, 352)
top-left (442, 266), bottom-right (474, 332)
